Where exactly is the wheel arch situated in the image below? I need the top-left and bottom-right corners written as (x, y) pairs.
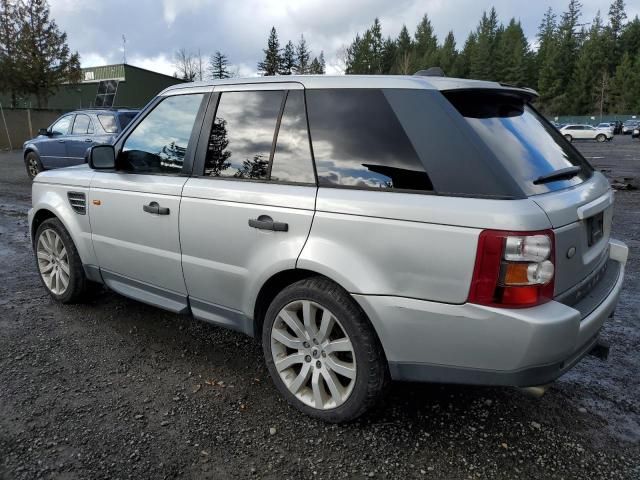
top-left (30, 208), bottom-right (58, 244)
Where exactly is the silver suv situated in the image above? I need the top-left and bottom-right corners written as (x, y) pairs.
top-left (28, 76), bottom-right (628, 422)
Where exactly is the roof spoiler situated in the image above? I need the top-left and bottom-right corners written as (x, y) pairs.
top-left (414, 67), bottom-right (446, 77)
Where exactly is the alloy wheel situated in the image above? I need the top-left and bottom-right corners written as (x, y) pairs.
top-left (270, 300), bottom-right (356, 410)
top-left (36, 228), bottom-right (70, 295)
top-left (28, 156), bottom-right (40, 178)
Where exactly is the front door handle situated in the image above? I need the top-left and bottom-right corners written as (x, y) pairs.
top-left (143, 201), bottom-right (170, 215)
top-left (248, 215), bottom-right (288, 232)
top-left (84, 138), bottom-right (93, 143)
top-left (57, 139), bottom-right (65, 143)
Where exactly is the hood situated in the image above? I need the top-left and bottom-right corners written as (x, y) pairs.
top-left (34, 164), bottom-right (95, 188)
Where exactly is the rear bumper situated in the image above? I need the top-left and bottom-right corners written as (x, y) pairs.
top-left (353, 239), bottom-right (628, 386)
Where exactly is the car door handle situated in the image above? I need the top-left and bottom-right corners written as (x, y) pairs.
top-left (248, 215), bottom-right (288, 232)
top-left (57, 139), bottom-right (65, 143)
top-left (84, 138), bottom-right (93, 142)
top-left (143, 201), bottom-right (170, 215)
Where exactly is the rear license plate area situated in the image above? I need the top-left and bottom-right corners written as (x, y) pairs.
top-left (587, 211), bottom-right (604, 246)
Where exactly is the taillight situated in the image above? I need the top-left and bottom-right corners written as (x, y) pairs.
top-left (468, 229), bottom-right (555, 308)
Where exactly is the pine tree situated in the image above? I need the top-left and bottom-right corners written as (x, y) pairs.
top-left (609, 52), bottom-right (640, 113)
top-left (281, 40), bottom-right (296, 75)
top-left (437, 31), bottom-right (457, 76)
top-left (294, 34), bottom-right (310, 74)
top-left (381, 37), bottom-right (397, 74)
top-left (470, 8), bottom-right (500, 80)
top-left (394, 25), bottom-right (414, 74)
top-left (495, 19), bottom-right (532, 86)
top-left (414, 14), bottom-right (438, 70)
top-left (569, 12), bottom-right (610, 114)
top-left (16, 0), bottom-right (81, 107)
top-left (535, 7), bottom-right (557, 91)
top-left (453, 32), bottom-right (476, 78)
top-left (208, 51), bottom-right (230, 79)
top-left (318, 51), bottom-right (326, 74)
top-left (0, 0), bottom-right (21, 106)
top-left (619, 15), bottom-right (640, 57)
top-left (258, 27), bottom-right (282, 76)
top-left (309, 57), bottom-right (322, 74)
top-left (368, 18), bottom-right (384, 74)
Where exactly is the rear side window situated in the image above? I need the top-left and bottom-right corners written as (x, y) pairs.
top-left (306, 89), bottom-right (432, 191)
top-left (71, 114), bottom-right (93, 134)
top-left (444, 91), bottom-right (593, 195)
top-left (204, 90), bottom-right (283, 180)
top-left (98, 114), bottom-right (117, 133)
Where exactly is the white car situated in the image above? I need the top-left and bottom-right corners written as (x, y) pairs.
top-left (560, 124), bottom-right (613, 142)
top-left (596, 122), bottom-right (615, 135)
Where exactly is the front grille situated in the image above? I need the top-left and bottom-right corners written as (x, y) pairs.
top-left (67, 191), bottom-right (87, 215)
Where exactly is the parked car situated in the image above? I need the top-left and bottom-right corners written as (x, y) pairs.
top-left (560, 124), bottom-right (613, 142)
top-left (23, 108), bottom-right (139, 179)
top-left (622, 120), bottom-right (639, 134)
top-left (28, 76), bottom-right (628, 422)
top-left (596, 122), bottom-right (615, 135)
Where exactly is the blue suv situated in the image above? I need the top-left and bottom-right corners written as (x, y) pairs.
top-left (23, 108), bottom-right (139, 179)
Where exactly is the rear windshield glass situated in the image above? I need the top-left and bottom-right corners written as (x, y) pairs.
top-left (444, 91), bottom-right (593, 196)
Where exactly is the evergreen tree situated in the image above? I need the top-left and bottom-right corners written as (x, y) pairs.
top-left (453, 32), bottom-right (476, 78)
top-left (535, 7), bottom-right (557, 90)
top-left (368, 18), bottom-right (384, 74)
top-left (470, 8), bottom-right (500, 80)
top-left (495, 19), bottom-right (532, 86)
top-left (318, 51), bottom-right (326, 74)
top-left (569, 12), bottom-right (610, 114)
top-left (258, 27), bottom-right (282, 76)
top-left (437, 31), bottom-right (457, 76)
top-left (281, 40), bottom-right (296, 75)
top-left (0, 0), bottom-right (21, 106)
top-left (208, 51), bottom-right (230, 79)
top-left (413, 14), bottom-right (438, 70)
top-left (381, 37), bottom-right (397, 74)
top-left (309, 57), bottom-right (322, 74)
top-left (394, 25), bottom-right (414, 74)
top-left (294, 34), bottom-right (310, 74)
top-left (609, 52), bottom-right (640, 113)
top-left (16, 0), bottom-right (81, 107)
top-left (620, 15), bottom-right (640, 56)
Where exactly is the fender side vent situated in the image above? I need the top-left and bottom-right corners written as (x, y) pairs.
top-left (67, 191), bottom-right (87, 215)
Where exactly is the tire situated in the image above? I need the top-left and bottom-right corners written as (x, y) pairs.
top-left (25, 151), bottom-right (43, 180)
top-left (564, 134), bottom-right (573, 142)
top-left (34, 218), bottom-right (91, 303)
top-left (596, 134), bottom-right (606, 143)
top-left (262, 277), bottom-right (388, 423)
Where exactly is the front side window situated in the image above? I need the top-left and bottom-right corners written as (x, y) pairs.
top-left (98, 114), bottom-right (117, 133)
top-left (120, 93), bottom-right (204, 174)
top-left (306, 89), bottom-right (432, 191)
top-left (72, 114), bottom-right (93, 135)
top-left (50, 115), bottom-right (73, 135)
top-left (204, 90), bottom-right (283, 179)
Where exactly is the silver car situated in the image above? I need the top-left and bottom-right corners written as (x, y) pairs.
top-left (28, 75), bottom-right (628, 422)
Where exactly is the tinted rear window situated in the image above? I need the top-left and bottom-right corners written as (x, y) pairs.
top-left (444, 91), bottom-right (592, 195)
top-left (306, 89), bottom-right (433, 191)
top-left (117, 112), bottom-right (138, 130)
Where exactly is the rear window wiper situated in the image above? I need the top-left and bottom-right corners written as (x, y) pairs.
top-left (533, 166), bottom-right (581, 185)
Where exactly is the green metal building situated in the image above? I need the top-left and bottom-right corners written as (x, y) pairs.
top-left (2, 63), bottom-right (184, 109)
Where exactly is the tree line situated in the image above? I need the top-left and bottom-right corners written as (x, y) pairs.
top-left (0, 0), bottom-right (81, 108)
top-left (175, 27), bottom-right (326, 81)
top-left (344, 0), bottom-right (640, 116)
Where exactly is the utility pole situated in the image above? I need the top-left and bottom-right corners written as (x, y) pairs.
top-left (122, 35), bottom-right (127, 64)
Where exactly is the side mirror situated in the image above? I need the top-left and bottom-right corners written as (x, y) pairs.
top-left (38, 128), bottom-right (50, 136)
top-left (89, 145), bottom-right (116, 169)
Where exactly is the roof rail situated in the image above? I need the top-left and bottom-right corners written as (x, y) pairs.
top-left (414, 67), bottom-right (446, 77)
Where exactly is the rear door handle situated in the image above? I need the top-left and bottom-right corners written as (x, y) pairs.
top-left (57, 139), bottom-right (65, 143)
top-left (248, 215), bottom-right (288, 232)
top-left (143, 201), bottom-right (170, 215)
top-left (84, 138), bottom-right (93, 143)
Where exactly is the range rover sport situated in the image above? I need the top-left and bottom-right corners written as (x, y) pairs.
top-left (28, 75), bottom-right (628, 422)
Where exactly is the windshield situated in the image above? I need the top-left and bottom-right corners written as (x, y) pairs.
top-left (444, 90), bottom-right (593, 196)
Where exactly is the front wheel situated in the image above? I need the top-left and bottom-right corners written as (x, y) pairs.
top-left (596, 134), bottom-right (606, 143)
top-left (262, 277), bottom-right (388, 422)
top-left (564, 134), bottom-right (573, 142)
top-left (34, 218), bottom-right (92, 303)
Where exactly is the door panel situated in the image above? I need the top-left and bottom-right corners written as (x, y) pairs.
top-left (89, 173), bottom-right (188, 295)
top-left (40, 114), bottom-right (74, 168)
top-left (180, 179), bottom-right (316, 316)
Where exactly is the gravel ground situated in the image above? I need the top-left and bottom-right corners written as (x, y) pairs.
top-left (1, 137), bottom-right (639, 480)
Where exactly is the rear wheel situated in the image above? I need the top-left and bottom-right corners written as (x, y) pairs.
top-left (596, 133), bottom-right (606, 143)
top-left (25, 151), bottom-right (42, 180)
top-left (262, 277), bottom-right (388, 422)
top-left (34, 218), bottom-right (91, 303)
top-left (564, 134), bottom-right (573, 142)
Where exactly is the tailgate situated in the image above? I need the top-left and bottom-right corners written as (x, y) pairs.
top-left (531, 172), bottom-right (613, 296)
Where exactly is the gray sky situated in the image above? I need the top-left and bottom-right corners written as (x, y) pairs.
top-left (49, 0), bottom-right (639, 77)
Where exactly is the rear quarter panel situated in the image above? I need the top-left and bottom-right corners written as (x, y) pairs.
top-left (298, 188), bottom-right (552, 303)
